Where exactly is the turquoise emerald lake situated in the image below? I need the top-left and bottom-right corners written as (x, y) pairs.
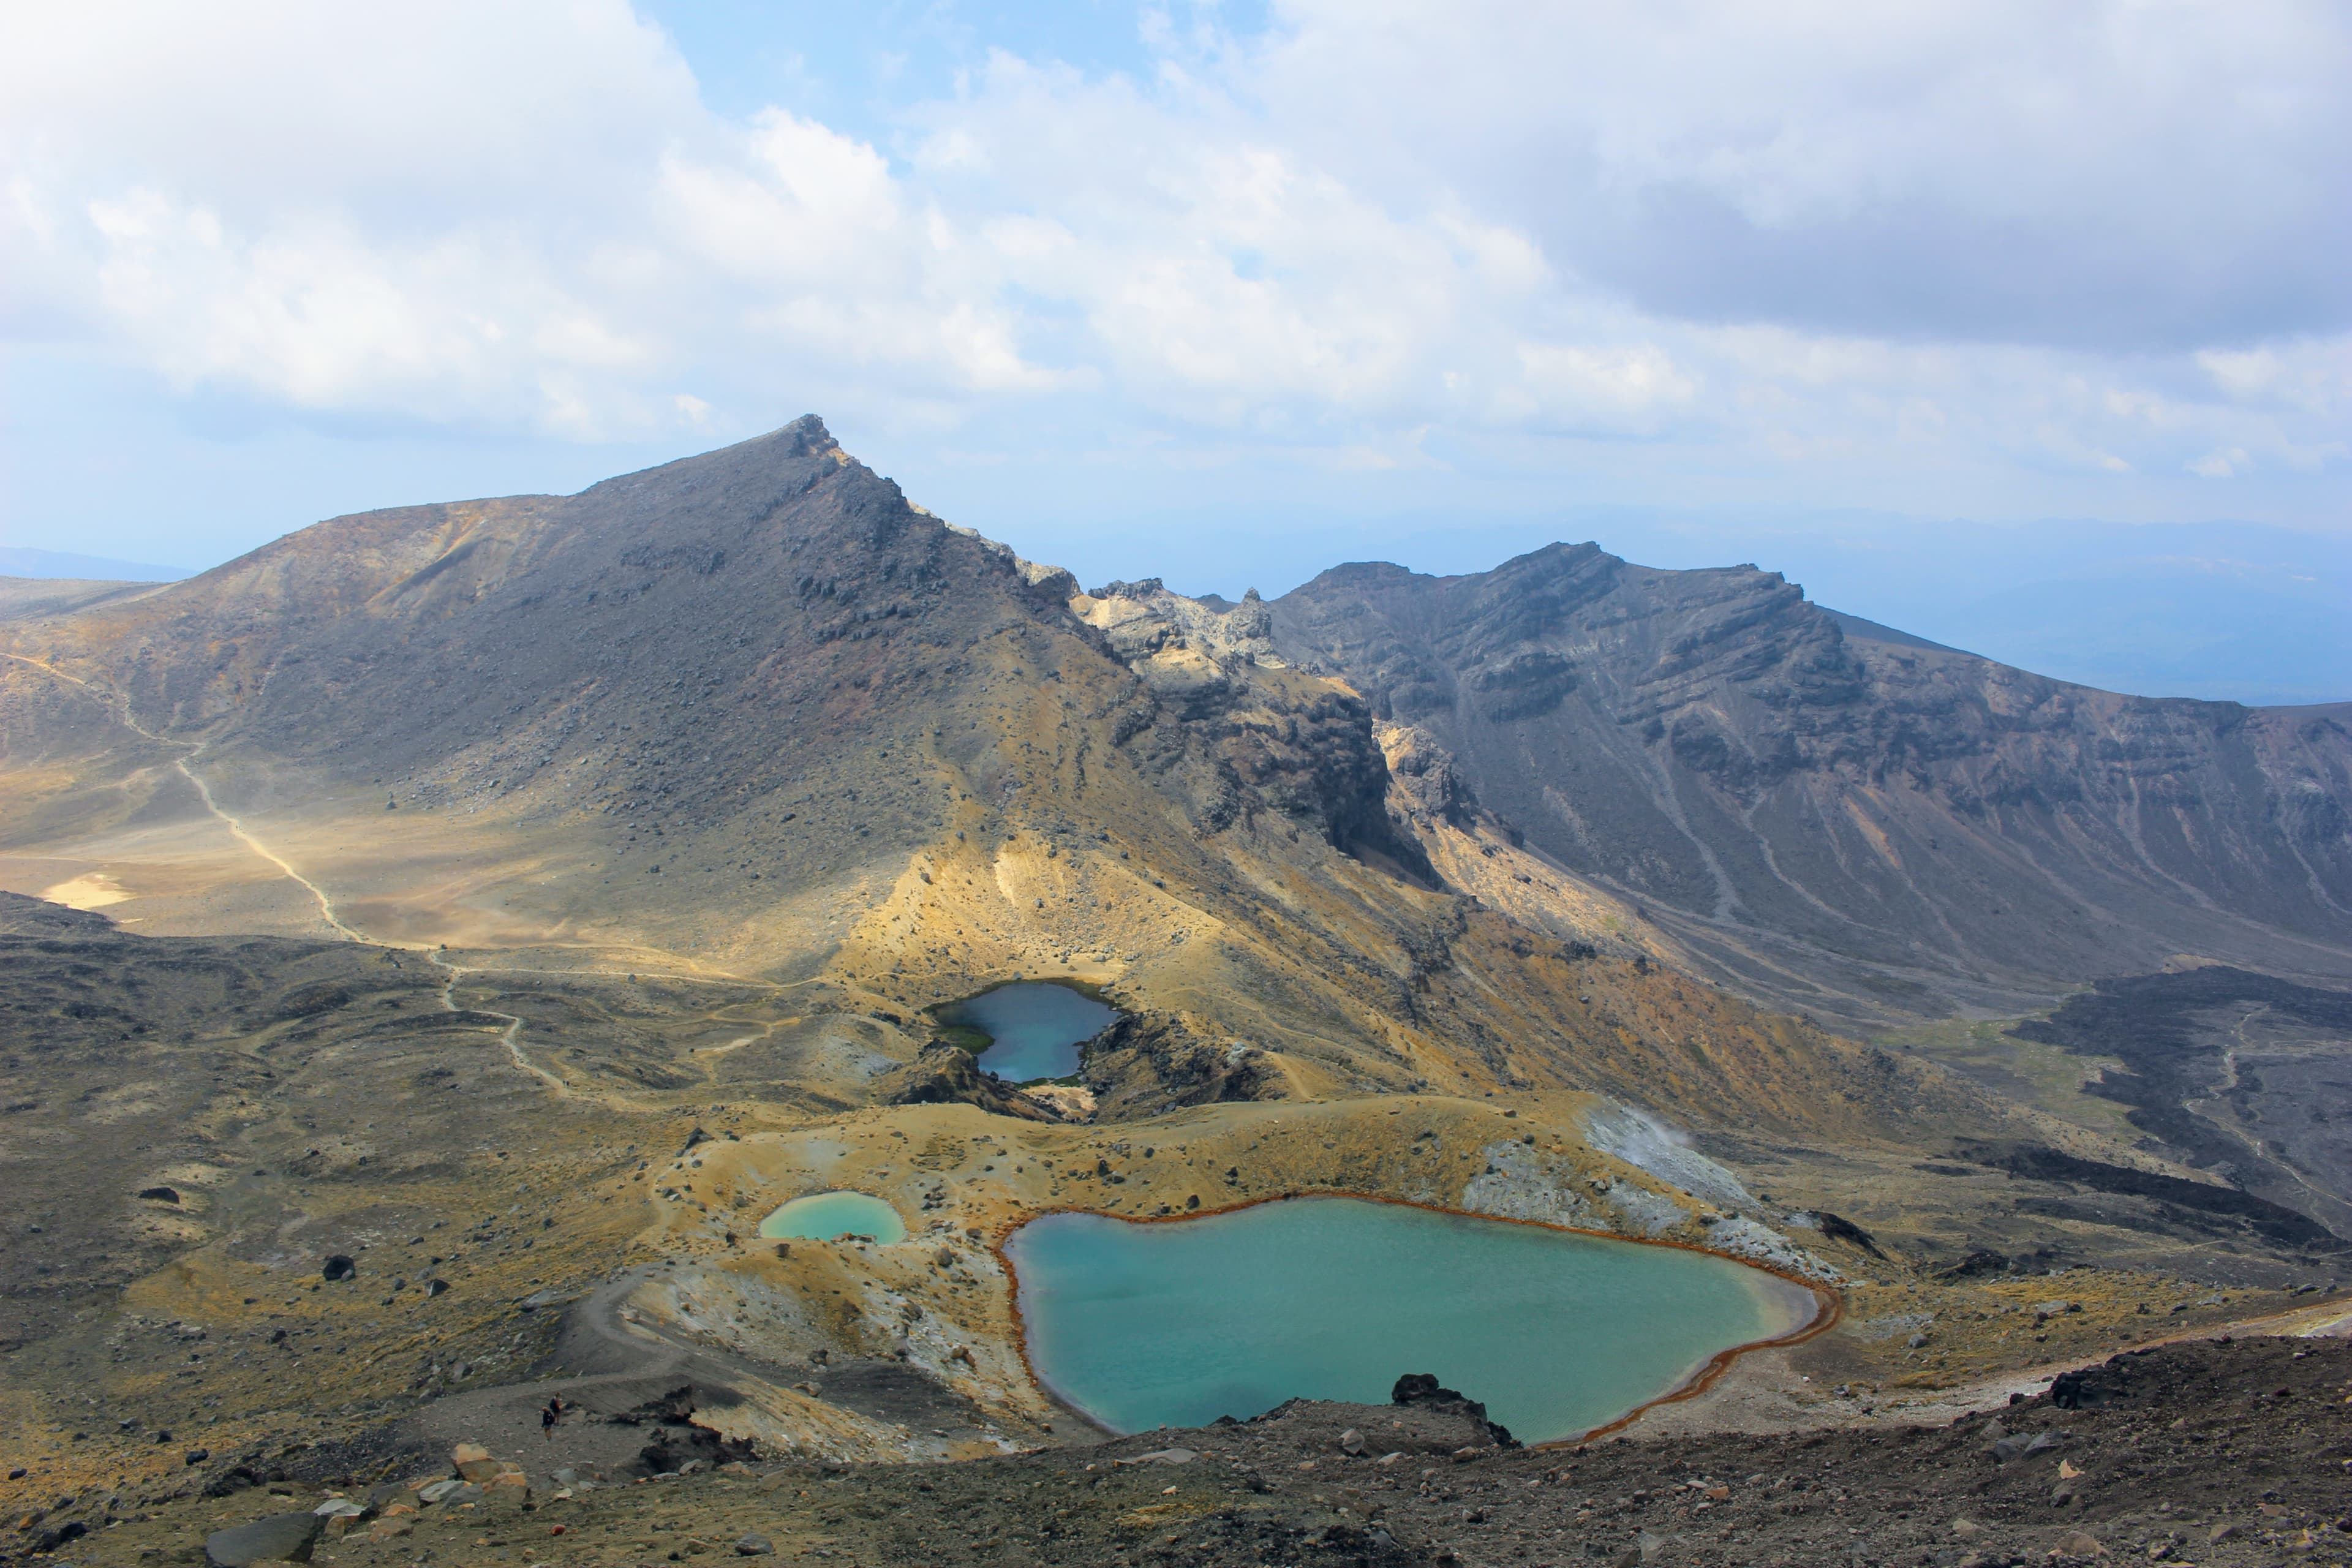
top-left (1006, 1197), bottom-right (1817, 1443)
top-left (943, 981), bottom-right (1120, 1083)
top-left (757, 1191), bottom-right (907, 1244)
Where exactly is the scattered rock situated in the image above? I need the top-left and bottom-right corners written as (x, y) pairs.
top-left (205, 1510), bottom-right (325, 1567)
top-left (1392, 1373), bottom-right (1520, 1449)
top-left (2054, 1528), bottom-right (2105, 1557)
top-left (320, 1256), bottom-right (356, 1283)
top-left (1339, 1428), bottom-right (1366, 1456)
top-left (1991, 1430), bottom-right (2064, 1462)
top-left (735, 1534), bottom-right (774, 1556)
top-left (366, 1518), bottom-right (411, 1543)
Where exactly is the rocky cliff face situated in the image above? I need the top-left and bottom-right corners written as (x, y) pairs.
top-left (1271, 543), bottom-right (2352, 1025)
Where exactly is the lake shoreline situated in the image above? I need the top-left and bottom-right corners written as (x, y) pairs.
top-left (992, 1188), bottom-right (1844, 1447)
top-left (931, 978), bottom-right (1123, 1084)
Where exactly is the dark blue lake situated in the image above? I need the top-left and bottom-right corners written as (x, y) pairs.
top-left (943, 981), bottom-right (1120, 1083)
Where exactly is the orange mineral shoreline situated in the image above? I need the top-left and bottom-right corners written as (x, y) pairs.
top-left (987, 1188), bottom-right (1845, 1448)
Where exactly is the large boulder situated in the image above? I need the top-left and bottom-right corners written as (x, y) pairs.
top-left (1390, 1373), bottom-right (1520, 1449)
top-left (452, 1442), bottom-right (517, 1483)
top-left (205, 1510), bottom-right (325, 1567)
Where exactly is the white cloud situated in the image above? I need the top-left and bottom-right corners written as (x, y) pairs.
top-left (2190, 448), bottom-right (2247, 478)
top-left (1239, 0), bottom-right (2352, 349)
top-left (0, 0), bottom-right (2345, 513)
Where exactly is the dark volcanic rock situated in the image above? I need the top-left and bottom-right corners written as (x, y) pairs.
top-left (877, 1042), bottom-right (1053, 1120)
top-left (1390, 1373), bottom-right (1518, 1448)
top-left (609, 1384), bottom-right (762, 1477)
top-left (1812, 1210), bottom-right (1886, 1259)
top-left (1080, 1012), bottom-right (1281, 1118)
top-left (2001, 968), bottom-right (2352, 1229)
top-left (205, 1509), bottom-right (323, 1567)
top-left (1956, 1139), bottom-right (2343, 1251)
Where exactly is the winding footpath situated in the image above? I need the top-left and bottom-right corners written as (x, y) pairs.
top-left (2, 652), bottom-right (559, 1096)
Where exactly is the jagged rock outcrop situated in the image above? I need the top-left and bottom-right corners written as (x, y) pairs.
top-left (1080, 1012), bottom-right (1283, 1118)
top-left (877, 1044), bottom-right (1054, 1121)
top-left (1376, 723), bottom-right (1477, 830)
top-left (1072, 580), bottom-right (1432, 878)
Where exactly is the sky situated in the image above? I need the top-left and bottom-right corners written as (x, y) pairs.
top-left (3, 1), bottom-right (2347, 701)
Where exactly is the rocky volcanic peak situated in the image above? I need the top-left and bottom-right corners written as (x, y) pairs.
top-left (1073, 578), bottom-right (1284, 672)
top-left (81, 417), bottom-right (1038, 781)
top-left (1067, 576), bottom-right (1420, 875)
top-left (1272, 543), bottom-right (2352, 1025)
top-left (1, 419), bottom-right (1445, 1007)
top-left (3, 420), bottom-right (1098, 943)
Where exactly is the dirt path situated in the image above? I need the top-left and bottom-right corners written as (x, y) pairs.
top-left (1626, 1287), bottom-right (2352, 1444)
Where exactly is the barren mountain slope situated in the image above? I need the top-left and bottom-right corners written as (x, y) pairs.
top-left (1269, 545), bottom-right (2352, 1028)
top-left (0, 420), bottom-right (1963, 1143)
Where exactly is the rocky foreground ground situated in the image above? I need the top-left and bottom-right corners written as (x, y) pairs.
top-left (11, 1335), bottom-right (2350, 1568)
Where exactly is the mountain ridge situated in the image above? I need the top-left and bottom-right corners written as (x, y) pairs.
top-left (1265, 540), bottom-right (2352, 1027)
top-left (2, 417), bottom-right (1967, 1143)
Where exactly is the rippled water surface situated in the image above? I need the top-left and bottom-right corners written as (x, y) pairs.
top-left (1008, 1196), bottom-right (1815, 1442)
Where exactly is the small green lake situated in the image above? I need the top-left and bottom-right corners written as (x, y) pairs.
top-left (941, 981), bottom-right (1120, 1083)
top-left (1006, 1196), bottom-right (1817, 1442)
top-left (757, 1191), bottom-right (907, 1244)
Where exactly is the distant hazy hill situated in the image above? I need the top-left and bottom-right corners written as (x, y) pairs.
top-left (0, 546), bottom-right (191, 582)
